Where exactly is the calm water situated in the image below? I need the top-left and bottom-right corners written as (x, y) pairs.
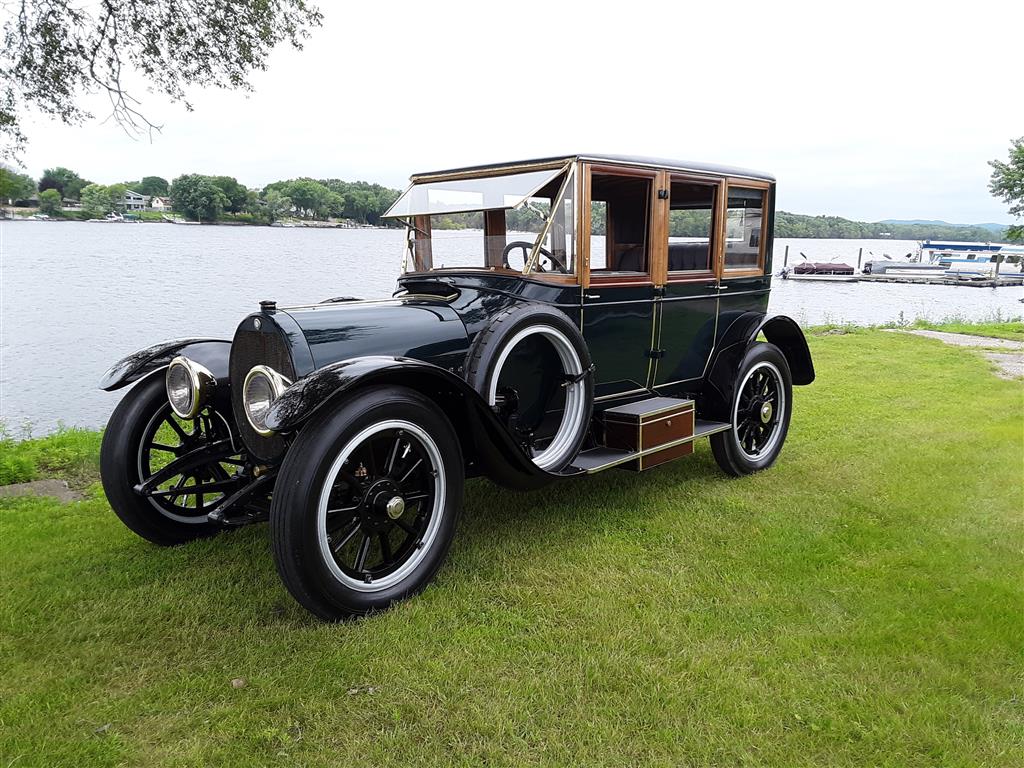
top-left (2, 222), bottom-right (1021, 435)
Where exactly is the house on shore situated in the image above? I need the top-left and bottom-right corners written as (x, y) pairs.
top-left (119, 190), bottom-right (149, 211)
top-left (149, 196), bottom-right (172, 211)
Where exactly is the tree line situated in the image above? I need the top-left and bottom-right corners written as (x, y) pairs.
top-left (0, 162), bottom-right (1012, 240)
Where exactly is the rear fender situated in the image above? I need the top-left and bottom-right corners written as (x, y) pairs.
top-left (265, 356), bottom-right (556, 489)
top-left (701, 313), bottom-right (814, 421)
top-left (99, 338), bottom-right (231, 391)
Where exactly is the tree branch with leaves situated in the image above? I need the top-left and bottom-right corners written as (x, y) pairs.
top-left (989, 137), bottom-right (1024, 242)
top-left (0, 0), bottom-right (321, 159)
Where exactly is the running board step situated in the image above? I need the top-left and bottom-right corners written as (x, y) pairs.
top-left (562, 419), bottom-right (731, 475)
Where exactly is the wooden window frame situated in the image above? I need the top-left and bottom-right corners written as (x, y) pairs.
top-left (665, 173), bottom-right (721, 284)
top-left (579, 163), bottom-right (658, 289)
top-left (719, 178), bottom-right (771, 279)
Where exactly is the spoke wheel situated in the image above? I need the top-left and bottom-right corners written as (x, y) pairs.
top-left (270, 385), bottom-right (464, 620)
top-left (101, 374), bottom-right (244, 546)
top-left (317, 420), bottom-right (443, 591)
top-left (710, 342), bottom-right (793, 477)
top-left (732, 362), bottom-right (785, 460)
top-left (138, 403), bottom-right (244, 524)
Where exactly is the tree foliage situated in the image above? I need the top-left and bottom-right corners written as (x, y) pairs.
top-left (39, 167), bottom-right (90, 200)
top-left (170, 174), bottom-right (229, 221)
top-left (0, 163), bottom-right (36, 202)
top-left (210, 176), bottom-right (249, 214)
top-left (0, 1), bottom-right (322, 158)
top-left (139, 176), bottom-right (170, 197)
top-left (989, 137), bottom-right (1024, 241)
top-left (37, 188), bottom-right (61, 215)
top-left (79, 183), bottom-right (123, 217)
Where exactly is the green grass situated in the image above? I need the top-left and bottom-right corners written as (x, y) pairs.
top-left (906, 318), bottom-right (1024, 341)
top-left (2, 329), bottom-right (1022, 766)
top-left (0, 427), bottom-right (101, 486)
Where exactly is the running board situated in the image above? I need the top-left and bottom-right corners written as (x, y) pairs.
top-left (562, 419), bottom-right (731, 475)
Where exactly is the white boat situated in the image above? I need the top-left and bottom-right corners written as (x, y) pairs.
top-left (866, 241), bottom-right (1024, 277)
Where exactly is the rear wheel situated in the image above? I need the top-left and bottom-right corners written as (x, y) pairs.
top-left (100, 374), bottom-right (246, 545)
top-left (710, 343), bottom-right (792, 476)
top-left (270, 386), bottom-right (463, 620)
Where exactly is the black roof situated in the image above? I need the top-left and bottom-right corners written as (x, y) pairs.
top-left (411, 153), bottom-right (774, 182)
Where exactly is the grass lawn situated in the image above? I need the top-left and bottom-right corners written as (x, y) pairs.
top-left (2, 328), bottom-right (1022, 766)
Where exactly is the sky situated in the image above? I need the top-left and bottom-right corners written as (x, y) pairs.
top-left (15, 0), bottom-right (1024, 224)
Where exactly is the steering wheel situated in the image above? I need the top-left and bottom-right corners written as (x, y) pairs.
top-left (502, 241), bottom-right (567, 273)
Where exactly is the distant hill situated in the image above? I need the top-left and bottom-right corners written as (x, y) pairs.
top-left (776, 212), bottom-right (1007, 241)
top-left (880, 219), bottom-right (1008, 234)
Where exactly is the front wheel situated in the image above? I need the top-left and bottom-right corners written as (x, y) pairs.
top-left (100, 373), bottom-right (246, 545)
top-left (710, 343), bottom-right (793, 476)
top-left (270, 386), bottom-right (463, 620)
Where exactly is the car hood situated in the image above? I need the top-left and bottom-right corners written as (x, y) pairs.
top-left (279, 297), bottom-right (470, 372)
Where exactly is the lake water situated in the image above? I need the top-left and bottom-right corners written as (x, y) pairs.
top-left (2, 221), bottom-right (1022, 435)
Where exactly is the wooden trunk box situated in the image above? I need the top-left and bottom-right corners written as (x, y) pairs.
top-left (602, 397), bottom-right (695, 471)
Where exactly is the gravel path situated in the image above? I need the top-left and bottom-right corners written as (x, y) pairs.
top-left (892, 330), bottom-right (1024, 379)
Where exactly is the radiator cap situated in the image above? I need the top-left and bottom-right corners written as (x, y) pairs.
top-left (259, 299), bottom-right (277, 311)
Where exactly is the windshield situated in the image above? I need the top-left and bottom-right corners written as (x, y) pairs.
top-left (393, 165), bottom-right (577, 277)
top-left (385, 166), bottom-right (565, 218)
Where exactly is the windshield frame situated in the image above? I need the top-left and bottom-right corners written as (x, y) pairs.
top-left (395, 160), bottom-right (578, 280)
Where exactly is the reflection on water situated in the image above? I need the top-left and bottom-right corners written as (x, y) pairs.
top-left (2, 222), bottom-right (1021, 433)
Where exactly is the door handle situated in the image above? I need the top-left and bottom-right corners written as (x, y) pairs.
top-left (585, 293), bottom-right (601, 300)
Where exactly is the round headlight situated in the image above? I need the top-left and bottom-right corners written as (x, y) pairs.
top-left (166, 361), bottom-right (194, 418)
top-left (165, 356), bottom-right (215, 419)
top-left (243, 365), bottom-right (291, 436)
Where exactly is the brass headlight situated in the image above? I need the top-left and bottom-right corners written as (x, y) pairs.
top-left (243, 365), bottom-right (291, 436)
top-left (166, 356), bottom-right (216, 419)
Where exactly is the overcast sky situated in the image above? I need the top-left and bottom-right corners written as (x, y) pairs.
top-left (17, 0), bottom-right (1023, 224)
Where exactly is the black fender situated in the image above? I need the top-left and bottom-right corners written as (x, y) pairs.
top-left (99, 338), bottom-right (232, 391)
top-left (700, 313), bottom-right (814, 421)
top-left (264, 355), bottom-right (562, 490)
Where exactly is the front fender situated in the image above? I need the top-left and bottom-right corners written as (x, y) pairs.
top-left (265, 355), bottom-right (559, 489)
top-left (99, 338), bottom-right (231, 391)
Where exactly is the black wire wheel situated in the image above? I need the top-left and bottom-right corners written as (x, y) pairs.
top-left (270, 385), bottom-right (463, 620)
top-left (710, 342), bottom-right (793, 477)
top-left (101, 373), bottom-right (246, 545)
top-left (465, 303), bottom-right (593, 472)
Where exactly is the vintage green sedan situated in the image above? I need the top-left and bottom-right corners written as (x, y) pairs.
top-left (99, 154), bottom-right (814, 620)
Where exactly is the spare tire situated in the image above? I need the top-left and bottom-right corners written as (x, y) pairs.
top-left (465, 303), bottom-right (593, 472)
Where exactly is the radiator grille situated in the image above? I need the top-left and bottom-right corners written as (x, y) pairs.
top-left (230, 321), bottom-right (297, 461)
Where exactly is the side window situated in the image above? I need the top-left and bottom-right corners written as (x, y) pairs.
top-left (589, 172), bottom-right (652, 276)
top-left (724, 186), bottom-right (765, 271)
top-left (668, 179), bottom-right (716, 275)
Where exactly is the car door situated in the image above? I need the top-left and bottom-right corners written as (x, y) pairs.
top-left (651, 174), bottom-right (721, 392)
top-left (580, 164), bottom-right (658, 401)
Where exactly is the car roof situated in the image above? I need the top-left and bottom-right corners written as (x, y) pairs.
top-left (410, 153), bottom-right (775, 183)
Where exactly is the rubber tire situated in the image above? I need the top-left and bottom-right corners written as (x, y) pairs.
top-left (270, 385), bottom-right (464, 621)
top-left (710, 342), bottom-right (793, 477)
top-left (100, 373), bottom-right (223, 546)
top-left (464, 303), bottom-right (593, 472)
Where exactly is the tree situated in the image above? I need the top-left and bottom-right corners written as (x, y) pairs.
top-left (277, 178), bottom-right (337, 219)
top-left (37, 188), bottom-right (62, 215)
top-left (0, 164), bottom-right (36, 202)
top-left (39, 167), bottom-right (90, 200)
top-left (170, 174), bottom-right (229, 222)
top-left (0, 1), bottom-right (322, 159)
top-left (989, 137), bottom-right (1024, 241)
top-left (263, 189), bottom-right (293, 223)
top-left (139, 176), bottom-right (169, 197)
top-left (80, 184), bottom-right (115, 217)
top-left (210, 176), bottom-right (248, 213)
